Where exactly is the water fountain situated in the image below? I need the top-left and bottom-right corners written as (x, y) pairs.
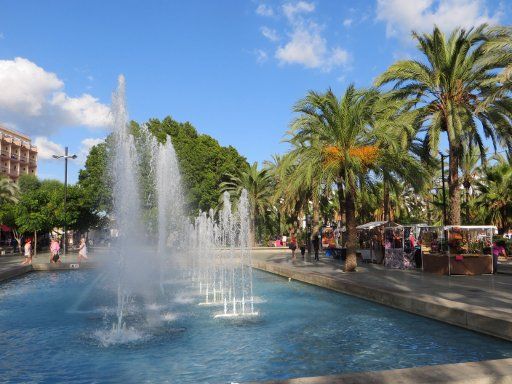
top-left (194, 191), bottom-right (258, 318)
top-left (105, 75), bottom-right (257, 341)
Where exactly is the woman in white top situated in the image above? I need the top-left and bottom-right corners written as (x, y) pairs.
top-left (78, 238), bottom-right (88, 262)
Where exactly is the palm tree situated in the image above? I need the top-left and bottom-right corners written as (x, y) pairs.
top-left (282, 138), bottom-right (328, 249)
top-left (473, 155), bottom-right (512, 231)
top-left (0, 177), bottom-right (19, 205)
top-left (220, 162), bottom-right (273, 245)
top-left (376, 25), bottom-right (512, 225)
top-left (460, 148), bottom-right (480, 224)
top-left (481, 26), bottom-right (512, 93)
top-left (290, 85), bottom-right (382, 271)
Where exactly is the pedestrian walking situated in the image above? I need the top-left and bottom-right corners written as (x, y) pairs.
top-left (21, 238), bottom-right (32, 265)
top-left (50, 238), bottom-right (61, 263)
top-left (78, 238), bottom-right (88, 262)
top-left (289, 231), bottom-right (297, 260)
top-left (312, 232), bottom-right (320, 261)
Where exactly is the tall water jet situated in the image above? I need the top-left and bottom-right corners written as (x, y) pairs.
top-left (110, 74), bottom-right (143, 332)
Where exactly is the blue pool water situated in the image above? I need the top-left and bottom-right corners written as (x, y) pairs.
top-left (1, 270), bottom-right (512, 383)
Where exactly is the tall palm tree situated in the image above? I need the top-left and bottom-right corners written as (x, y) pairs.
top-left (220, 162), bottom-right (273, 245)
top-left (290, 85), bottom-right (382, 272)
top-left (376, 25), bottom-right (512, 225)
top-left (0, 177), bottom-right (19, 205)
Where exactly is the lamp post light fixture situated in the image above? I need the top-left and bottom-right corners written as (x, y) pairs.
top-left (52, 147), bottom-right (77, 256)
top-left (439, 151), bottom-right (448, 227)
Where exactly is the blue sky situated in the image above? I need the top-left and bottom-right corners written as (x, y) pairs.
top-left (0, 0), bottom-right (509, 183)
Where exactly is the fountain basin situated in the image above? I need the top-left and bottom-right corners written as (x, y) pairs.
top-left (1, 269), bottom-right (511, 383)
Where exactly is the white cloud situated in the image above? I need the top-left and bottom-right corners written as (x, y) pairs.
top-left (343, 18), bottom-right (353, 27)
top-left (0, 57), bottom-right (111, 135)
top-left (376, 0), bottom-right (502, 39)
top-left (255, 1), bottom-right (350, 71)
top-left (256, 4), bottom-right (274, 17)
top-left (261, 26), bottom-right (279, 41)
top-left (276, 22), bottom-right (349, 71)
top-left (254, 49), bottom-right (269, 63)
top-left (33, 137), bottom-right (64, 160)
top-left (78, 137), bottom-right (104, 164)
top-left (283, 1), bottom-right (315, 21)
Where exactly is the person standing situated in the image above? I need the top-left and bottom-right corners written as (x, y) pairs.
top-left (50, 238), bottom-right (61, 263)
top-left (21, 238), bottom-right (32, 265)
top-left (289, 231), bottom-right (297, 260)
top-left (492, 240), bottom-right (507, 274)
top-left (78, 238), bottom-right (88, 262)
top-left (312, 232), bottom-right (320, 261)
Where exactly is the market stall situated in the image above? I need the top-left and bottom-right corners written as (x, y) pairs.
top-left (382, 225), bottom-right (423, 270)
top-left (417, 226), bottom-right (444, 271)
top-left (422, 226), bottom-right (496, 275)
top-left (357, 221), bottom-right (399, 264)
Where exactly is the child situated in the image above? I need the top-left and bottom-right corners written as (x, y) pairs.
top-left (299, 240), bottom-right (306, 260)
top-left (21, 238), bottom-right (32, 265)
top-left (78, 238), bottom-right (88, 262)
top-left (50, 238), bottom-right (61, 263)
top-left (289, 231), bottom-right (297, 260)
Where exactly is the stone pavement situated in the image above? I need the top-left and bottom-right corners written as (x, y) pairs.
top-left (251, 248), bottom-right (512, 341)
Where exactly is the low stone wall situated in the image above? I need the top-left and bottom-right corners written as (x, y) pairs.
top-left (0, 264), bottom-right (32, 282)
top-left (249, 357), bottom-right (512, 384)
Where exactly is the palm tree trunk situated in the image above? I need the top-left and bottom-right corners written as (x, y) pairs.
top-left (344, 175), bottom-right (357, 272)
top-left (336, 182), bottom-right (344, 225)
top-left (312, 193), bottom-right (320, 239)
top-left (448, 143), bottom-right (461, 225)
top-left (383, 173), bottom-right (390, 221)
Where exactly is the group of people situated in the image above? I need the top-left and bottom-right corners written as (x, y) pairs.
top-left (20, 237), bottom-right (88, 265)
top-left (287, 230), bottom-right (320, 262)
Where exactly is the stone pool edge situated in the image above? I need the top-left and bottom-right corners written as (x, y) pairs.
top-left (251, 259), bottom-right (512, 342)
top-left (248, 357), bottom-right (512, 384)
top-left (0, 262), bottom-right (98, 283)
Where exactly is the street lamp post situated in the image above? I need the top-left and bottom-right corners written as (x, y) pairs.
top-left (439, 152), bottom-right (448, 226)
top-left (53, 147), bottom-right (77, 256)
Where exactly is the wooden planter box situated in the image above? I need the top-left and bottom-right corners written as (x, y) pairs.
top-left (423, 253), bottom-right (493, 275)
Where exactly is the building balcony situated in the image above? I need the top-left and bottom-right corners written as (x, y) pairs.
top-left (10, 154), bottom-right (19, 162)
top-left (29, 146), bottom-right (37, 153)
top-left (29, 160), bottom-right (37, 167)
top-left (19, 156), bottom-right (27, 164)
top-left (0, 166), bottom-right (8, 174)
top-left (1, 150), bottom-right (8, 158)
